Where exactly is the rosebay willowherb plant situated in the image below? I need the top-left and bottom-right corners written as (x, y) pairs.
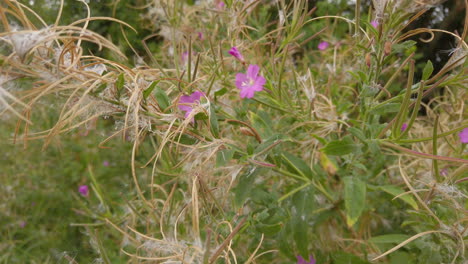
top-left (1, 0), bottom-right (467, 263)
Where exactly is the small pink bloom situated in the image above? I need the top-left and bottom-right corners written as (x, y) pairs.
top-left (440, 168), bottom-right (449, 177)
top-left (459, 128), bottom-right (468, 143)
top-left (318, 41), bottom-right (329, 51)
top-left (198, 32), bottom-right (204, 40)
top-left (103, 160), bottom-right (110, 167)
top-left (370, 20), bottom-right (379, 29)
top-left (19, 221), bottom-right (26, 228)
top-left (235, 64), bottom-right (266, 99)
top-left (228, 46), bottom-right (244, 62)
top-left (78, 185), bottom-right (89, 197)
top-left (297, 255), bottom-right (316, 264)
top-left (401, 123), bottom-right (408, 132)
top-left (216, 1), bottom-right (225, 9)
top-left (178, 91), bottom-right (204, 120)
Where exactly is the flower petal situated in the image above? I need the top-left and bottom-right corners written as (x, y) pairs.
top-left (253, 76), bottom-right (266, 91)
top-left (235, 73), bottom-right (247, 90)
top-left (246, 64), bottom-right (260, 79)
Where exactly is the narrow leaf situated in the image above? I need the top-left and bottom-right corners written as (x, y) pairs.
top-left (322, 136), bottom-right (360, 156)
top-left (282, 152), bottom-right (314, 180)
top-left (209, 103), bottom-right (219, 138)
top-left (379, 185), bottom-right (418, 210)
top-left (422, 60), bottom-right (433, 80)
top-left (143, 81), bottom-right (160, 100)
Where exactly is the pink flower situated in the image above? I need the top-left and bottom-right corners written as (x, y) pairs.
top-left (216, 1), bottom-right (225, 9)
top-left (235, 64), bottom-right (266, 99)
top-left (228, 46), bottom-right (244, 62)
top-left (181, 51), bottom-right (196, 64)
top-left (178, 91), bottom-right (204, 120)
top-left (103, 160), bottom-right (110, 167)
top-left (78, 185), bottom-right (89, 197)
top-left (440, 168), bottom-right (449, 177)
top-left (401, 123), bottom-right (408, 132)
top-left (371, 20), bottom-right (379, 29)
top-left (19, 221), bottom-right (27, 228)
top-left (297, 255), bottom-right (316, 264)
top-left (318, 41), bottom-right (329, 51)
top-left (198, 32), bottom-right (204, 40)
top-left (459, 128), bottom-right (468, 143)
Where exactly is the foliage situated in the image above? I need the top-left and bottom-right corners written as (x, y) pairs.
top-left (1, 0), bottom-right (467, 263)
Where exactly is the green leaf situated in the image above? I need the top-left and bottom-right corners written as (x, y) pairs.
top-left (333, 251), bottom-right (371, 264)
top-left (154, 87), bottom-right (170, 110)
top-left (291, 189), bottom-right (312, 257)
top-left (281, 152), bottom-right (314, 180)
top-left (344, 177), bottom-right (366, 227)
top-left (216, 149), bottom-right (234, 167)
top-left (209, 104), bottom-right (219, 138)
top-left (254, 134), bottom-right (288, 154)
top-left (214, 87), bottom-right (227, 97)
top-left (115, 73), bottom-right (125, 98)
top-left (348, 127), bottom-right (366, 142)
top-left (369, 234), bottom-right (410, 244)
top-left (379, 185), bottom-right (419, 210)
top-left (143, 81), bottom-right (160, 100)
top-left (370, 103), bottom-right (401, 115)
top-left (322, 136), bottom-right (360, 156)
top-left (422, 60), bottom-right (433, 80)
top-left (234, 167), bottom-right (261, 207)
top-left (249, 111), bottom-right (273, 138)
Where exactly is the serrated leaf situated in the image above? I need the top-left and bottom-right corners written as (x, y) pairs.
top-left (282, 152), bottom-right (314, 180)
top-left (422, 60), bottom-right (433, 80)
top-left (369, 234), bottom-right (410, 244)
top-left (143, 81), bottom-right (160, 100)
top-left (344, 177), bottom-right (366, 227)
top-left (379, 185), bottom-right (419, 210)
top-left (322, 136), bottom-right (359, 156)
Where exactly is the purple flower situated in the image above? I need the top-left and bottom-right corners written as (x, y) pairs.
top-left (103, 160), bottom-right (110, 167)
top-left (178, 91), bottom-right (204, 120)
top-left (370, 20), bottom-right (379, 29)
top-left (19, 221), bottom-right (27, 228)
top-left (459, 128), bottom-right (468, 143)
top-left (235, 64), bottom-right (266, 99)
top-left (297, 255), bottom-right (316, 264)
top-left (401, 123), bottom-right (408, 132)
top-left (318, 41), bottom-right (329, 51)
top-left (78, 185), bottom-right (89, 197)
top-left (198, 32), bottom-right (204, 40)
top-left (228, 46), bottom-right (244, 62)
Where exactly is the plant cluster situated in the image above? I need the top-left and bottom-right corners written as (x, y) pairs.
top-left (1, 0), bottom-right (467, 263)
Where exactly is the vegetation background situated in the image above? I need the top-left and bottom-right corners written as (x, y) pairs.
top-left (1, 0), bottom-right (467, 263)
